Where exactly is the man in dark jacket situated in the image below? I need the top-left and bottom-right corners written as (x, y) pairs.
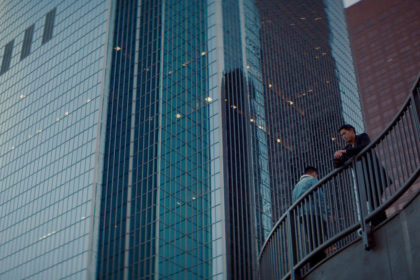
top-left (334, 124), bottom-right (387, 226)
top-left (334, 124), bottom-right (370, 168)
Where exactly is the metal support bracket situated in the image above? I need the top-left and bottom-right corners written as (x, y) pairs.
top-left (362, 222), bottom-right (375, 250)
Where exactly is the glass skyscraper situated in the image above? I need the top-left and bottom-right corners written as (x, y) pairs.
top-left (0, 0), bottom-right (109, 279)
top-left (0, 0), bottom-right (362, 279)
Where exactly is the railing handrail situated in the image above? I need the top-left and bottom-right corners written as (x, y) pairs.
top-left (355, 94), bottom-right (414, 160)
top-left (259, 73), bottom-right (420, 279)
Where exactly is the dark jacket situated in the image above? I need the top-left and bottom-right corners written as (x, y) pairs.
top-left (334, 133), bottom-right (370, 168)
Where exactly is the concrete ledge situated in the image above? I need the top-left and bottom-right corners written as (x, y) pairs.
top-left (306, 192), bottom-right (420, 280)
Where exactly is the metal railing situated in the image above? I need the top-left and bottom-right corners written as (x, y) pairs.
top-left (259, 74), bottom-right (420, 280)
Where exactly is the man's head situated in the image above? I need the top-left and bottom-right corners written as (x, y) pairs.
top-left (338, 124), bottom-right (356, 144)
top-left (304, 166), bottom-right (318, 178)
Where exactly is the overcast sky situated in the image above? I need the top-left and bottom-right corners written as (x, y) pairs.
top-left (343, 0), bottom-right (361, 8)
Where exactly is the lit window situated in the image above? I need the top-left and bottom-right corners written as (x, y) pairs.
top-left (20, 94), bottom-right (25, 99)
top-left (65, 111), bottom-right (69, 116)
top-left (205, 97), bottom-right (213, 102)
top-left (86, 98), bottom-right (91, 103)
top-left (114, 46), bottom-right (121, 51)
top-left (176, 113), bottom-right (182, 119)
top-left (289, 101), bottom-right (294, 105)
top-left (276, 138), bottom-right (281, 143)
top-left (246, 65), bottom-right (250, 69)
top-left (268, 84), bottom-right (272, 88)
top-left (250, 118), bottom-right (255, 123)
top-left (231, 105), bottom-right (237, 109)
top-left (201, 51), bottom-right (206, 56)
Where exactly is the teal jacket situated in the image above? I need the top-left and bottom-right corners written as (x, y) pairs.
top-left (292, 175), bottom-right (330, 221)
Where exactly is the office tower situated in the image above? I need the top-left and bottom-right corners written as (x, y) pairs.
top-left (256, 0), bottom-right (364, 220)
top-left (0, 0), bottom-right (270, 279)
top-left (347, 0), bottom-right (420, 137)
top-left (0, 0), bottom-right (109, 279)
top-left (0, 0), bottom-right (362, 279)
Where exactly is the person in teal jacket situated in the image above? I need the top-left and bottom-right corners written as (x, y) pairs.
top-left (292, 166), bottom-right (330, 268)
top-left (292, 166), bottom-right (329, 221)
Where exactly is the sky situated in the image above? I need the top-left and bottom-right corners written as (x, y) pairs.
top-left (343, 0), bottom-right (361, 8)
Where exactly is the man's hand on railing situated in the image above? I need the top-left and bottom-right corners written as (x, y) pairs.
top-left (334, 150), bottom-right (346, 159)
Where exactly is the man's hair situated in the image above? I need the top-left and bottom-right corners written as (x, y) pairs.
top-left (304, 166), bottom-right (318, 175)
top-left (338, 124), bottom-right (356, 133)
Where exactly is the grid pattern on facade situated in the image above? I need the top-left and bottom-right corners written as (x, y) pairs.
top-left (219, 1), bottom-right (272, 278)
top-left (129, 0), bottom-right (162, 278)
top-left (157, 0), bottom-right (212, 278)
top-left (0, 0), bottom-right (109, 279)
top-left (221, 1), bottom-right (256, 278)
top-left (241, 0), bottom-right (272, 248)
top-left (96, 0), bottom-right (138, 279)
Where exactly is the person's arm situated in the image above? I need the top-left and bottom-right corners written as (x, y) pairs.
top-left (344, 133), bottom-right (370, 157)
top-left (334, 157), bottom-right (344, 168)
top-left (333, 145), bottom-right (351, 168)
top-left (292, 187), bottom-right (298, 203)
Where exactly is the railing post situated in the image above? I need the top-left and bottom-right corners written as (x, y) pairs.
top-left (410, 81), bottom-right (420, 132)
top-left (352, 158), bottom-right (375, 250)
top-left (286, 210), bottom-right (298, 280)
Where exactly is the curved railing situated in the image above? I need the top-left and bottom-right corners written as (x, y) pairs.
top-left (259, 74), bottom-right (420, 280)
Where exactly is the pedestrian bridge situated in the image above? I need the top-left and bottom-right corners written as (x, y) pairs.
top-left (259, 74), bottom-right (420, 280)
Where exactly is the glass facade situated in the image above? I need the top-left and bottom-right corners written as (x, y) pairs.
top-left (1, 0), bottom-right (362, 279)
top-left (0, 0), bottom-right (110, 279)
top-left (96, 1), bottom-right (270, 279)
